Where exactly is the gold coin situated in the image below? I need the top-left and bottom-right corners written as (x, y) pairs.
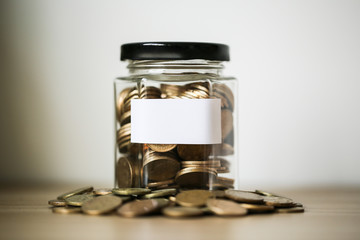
top-left (225, 190), bottom-right (265, 204)
top-left (116, 87), bottom-right (133, 121)
top-left (275, 207), bottom-right (305, 213)
top-left (214, 143), bottom-right (234, 156)
top-left (93, 188), bottom-right (113, 196)
top-left (148, 144), bottom-right (177, 152)
top-left (117, 199), bottom-right (161, 217)
top-left (210, 190), bottom-right (226, 198)
top-left (263, 196), bottom-right (295, 207)
top-left (168, 196), bottom-right (177, 202)
top-left (112, 188), bottom-right (151, 196)
top-left (162, 206), bottom-right (203, 218)
top-left (119, 110), bottom-right (131, 126)
top-left (213, 83), bottom-right (234, 110)
top-left (57, 186), bottom-right (94, 200)
top-left (65, 194), bottom-right (95, 207)
top-left (255, 189), bottom-right (283, 197)
top-left (48, 199), bottom-right (67, 207)
top-left (177, 144), bottom-right (211, 161)
top-left (82, 195), bottom-right (123, 215)
top-left (175, 190), bottom-right (212, 207)
top-left (175, 167), bottom-right (217, 188)
top-left (52, 207), bottom-right (81, 214)
top-left (221, 109), bottom-right (233, 140)
top-left (240, 203), bottom-right (275, 213)
top-left (116, 157), bottom-right (133, 188)
top-left (141, 188), bottom-right (177, 199)
top-left (143, 153), bottom-right (180, 181)
top-left (207, 199), bottom-right (247, 216)
top-left (146, 179), bottom-right (175, 189)
top-left (181, 160), bottom-right (221, 167)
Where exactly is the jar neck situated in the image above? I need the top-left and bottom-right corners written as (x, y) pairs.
top-left (126, 59), bottom-right (224, 76)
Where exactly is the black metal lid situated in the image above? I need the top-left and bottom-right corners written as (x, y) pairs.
top-left (120, 42), bottom-right (230, 61)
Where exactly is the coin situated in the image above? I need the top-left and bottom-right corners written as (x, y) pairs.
top-left (93, 188), bottom-right (113, 196)
top-left (176, 190), bottom-right (212, 207)
top-left (162, 206), bottom-right (203, 218)
top-left (117, 199), bottom-right (161, 217)
top-left (255, 189), bottom-right (283, 197)
top-left (207, 199), bottom-right (247, 216)
top-left (275, 207), bottom-right (305, 213)
top-left (263, 196), bottom-right (295, 207)
top-left (119, 110), bottom-right (131, 126)
top-left (65, 194), bottom-right (95, 207)
top-left (57, 186), bottom-right (94, 200)
top-left (221, 109), bottom-right (233, 140)
top-left (112, 188), bottom-right (151, 196)
top-left (146, 179), bottom-right (175, 189)
top-left (52, 207), bottom-right (82, 214)
top-left (213, 83), bottom-right (234, 111)
top-left (177, 144), bottom-right (211, 161)
top-left (240, 203), bottom-right (275, 213)
top-left (225, 190), bottom-right (265, 204)
top-left (48, 199), bottom-right (67, 207)
top-left (82, 195), bottom-right (123, 215)
top-left (141, 188), bottom-right (177, 199)
top-left (210, 190), bottom-right (226, 198)
top-left (143, 152), bottom-right (180, 181)
top-left (175, 167), bottom-right (217, 188)
top-left (148, 144), bottom-right (177, 152)
top-left (116, 157), bottom-right (133, 188)
top-left (116, 87), bottom-right (133, 121)
top-left (214, 143), bottom-right (234, 156)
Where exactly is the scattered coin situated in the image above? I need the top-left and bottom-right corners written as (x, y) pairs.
top-left (82, 195), bottom-right (123, 215)
top-left (176, 190), bottom-right (212, 207)
top-left (162, 207), bottom-right (203, 218)
top-left (48, 199), bottom-right (67, 207)
top-left (93, 188), bottom-right (113, 196)
top-left (52, 207), bottom-right (82, 214)
top-left (210, 190), bottom-right (226, 198)
top-left (240, 203), bottom-right (275, 213)
top-left (65, 194), bottom-right (95, 207)
top-left (263, 196), bottom-right (295, 208)
top-left (117, 199), bottom-right (161, 217)
top-left (57, 186), bottom-right (94, 200)
top-left (207, 199), bottom-right (247, 216)
top-left (141, 189), bottom-right (177, 199)
top-left (275, 207), bottom-right (305, 213)
top-left (112, 188), bottom-right (151, 196)
top-left (225, 190), bottom-right (265, 204)
top-left (146, 179), bottom-right (175, 189)
top-left (255, 189), bottom-right (282, 197)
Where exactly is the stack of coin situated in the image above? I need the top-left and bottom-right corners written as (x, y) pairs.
top-left (180, 82), bottom-right (210, 99)
top-left (160, 84), bottom-right (183, 98)
top-left (49, 187), bottom-right (305, 217)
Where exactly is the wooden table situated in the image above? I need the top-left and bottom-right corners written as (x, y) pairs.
top-left (0, 185), bottom-right (359, 240)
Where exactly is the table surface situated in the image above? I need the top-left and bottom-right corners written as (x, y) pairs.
top-left (0, 185), bottom-right (359, 240)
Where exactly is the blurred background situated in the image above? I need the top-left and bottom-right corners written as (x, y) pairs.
top-left (0, 0), bottom-right (359, 188)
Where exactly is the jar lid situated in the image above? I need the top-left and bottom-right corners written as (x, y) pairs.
top-left (120, 42), bottom-right (230, 61)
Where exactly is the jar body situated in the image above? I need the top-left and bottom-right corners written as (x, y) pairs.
top-left (114, 60), bottom-right (238, 190)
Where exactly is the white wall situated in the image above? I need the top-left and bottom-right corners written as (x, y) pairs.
top-left (1, 0), bottom-right (359, 187)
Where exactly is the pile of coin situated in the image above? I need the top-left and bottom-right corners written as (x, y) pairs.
top-left (49, 186), bottom-right (305, 217)
top-left (115, 81), bottom-right (235, 190)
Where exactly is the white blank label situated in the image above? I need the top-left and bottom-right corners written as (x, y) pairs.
top-left (131, 99), bottom-right (221, 144)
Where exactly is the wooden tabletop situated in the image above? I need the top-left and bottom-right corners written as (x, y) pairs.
top-left (0, 185), bottom-right (359, 240)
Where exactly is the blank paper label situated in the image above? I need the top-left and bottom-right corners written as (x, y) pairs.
top-left (131, 99), bottom-right (221, 144)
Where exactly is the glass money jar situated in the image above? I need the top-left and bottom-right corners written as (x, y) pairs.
top-left (114, 42), bottom-right (238, 191)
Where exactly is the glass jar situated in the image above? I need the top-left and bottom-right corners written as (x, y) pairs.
top-left (114, 42), bottom-right (238, 191)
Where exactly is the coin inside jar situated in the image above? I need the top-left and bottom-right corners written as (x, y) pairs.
top-left (143, 151), bottom-right (180, 181)
top-left (177, 144), bottom-right (211, 161)
top-left (116, 157), bottom-right (133, 188)
top-left (148, 144), bottom-right (177, 152)
top-left (175, 167), bottom-right (217, 188)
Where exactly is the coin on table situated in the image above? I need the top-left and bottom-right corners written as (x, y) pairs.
top-left (162, 206), bottom-right (203, 218)
top-left (225, 190), bottom-right (265, 204)
top-left (57, 186), bottom-right (94, 200)
top-left (255, 189), bottom-right (283, 197)
top-left (263, 196), bottom-right (295, 207)
top-left (275, 207), bottom-right (305, 213)
top-left (240, 203), bottom-right (275, 213)
top-left (148, 144), bottom-right (177, 152)
top-left (210, 190), bottom-right (226, 198)
top-left (65, 194), bottom-right (95, 207)
top-left (175, 167), bottom-right (217, 188)
top-left (93, 188), bottom-right (113, 196)
top-left (116, 157), bottom-right (133, 188)
top-left (141, 188), bottom-right (177, 199)
top-left (82, 195), bottom-right (123, 215)
top-left (146, 179), bottom-right (175, 189)
top-left (177, 144), bottom-right (211, 161)
top-left (48, 199), bottom-right (67, 207)
top-left (176, 190), bottom-right (213, 207)
top-left (207, 199), bottom-right (247, 216)
top-left (117, 199), bottom-right (161, 217)
top-left (52, 207), bottom-right (82, 214)
top-left (112, 188), bottom-right (151, 196)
